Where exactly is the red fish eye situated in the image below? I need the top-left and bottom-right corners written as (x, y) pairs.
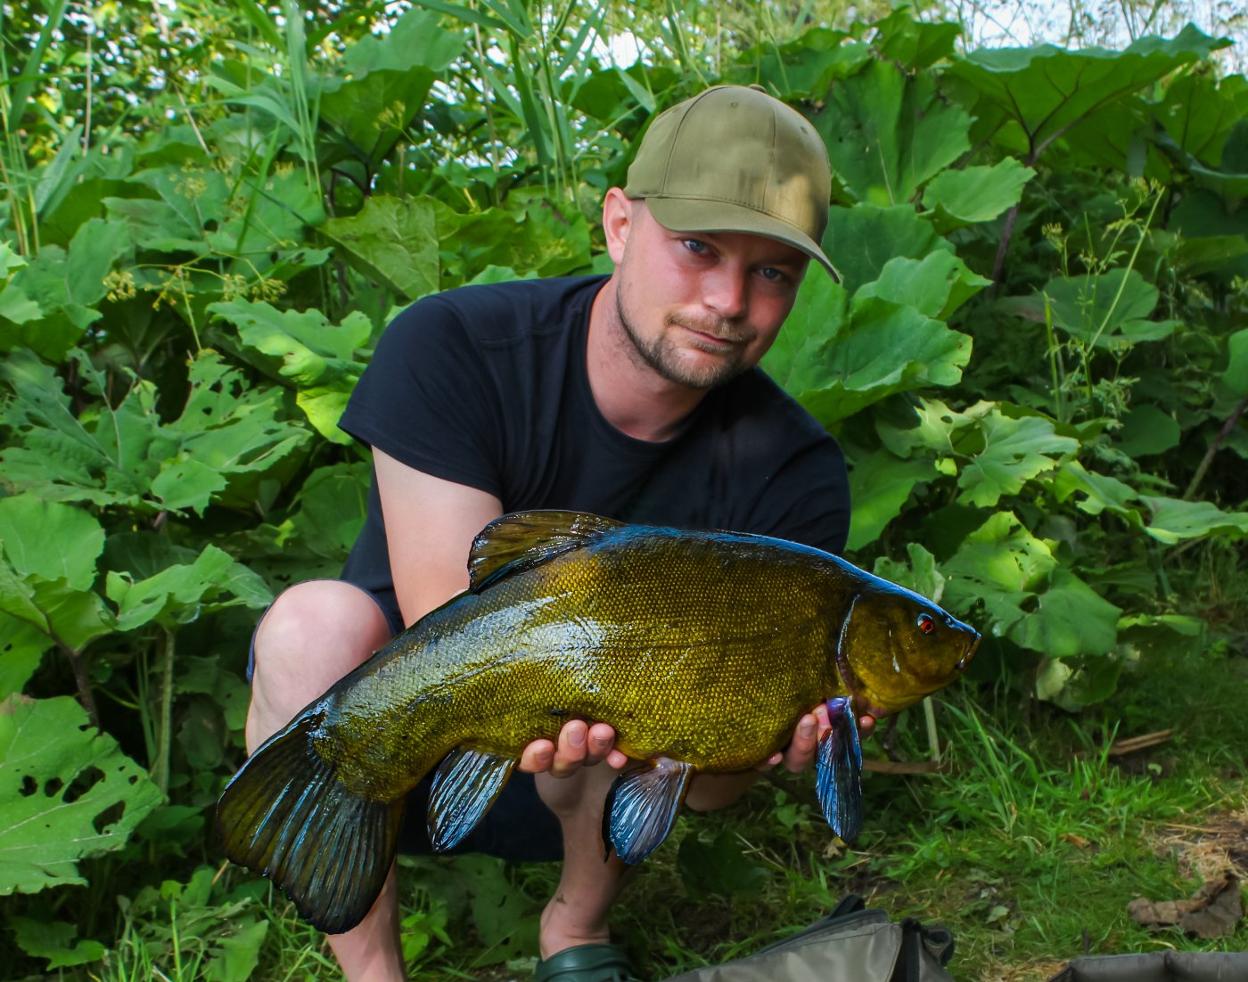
top-left (917, 613), bottom-right (936, 635)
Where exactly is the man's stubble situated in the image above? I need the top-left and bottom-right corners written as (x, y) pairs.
top-left (613, 283), bottom-right (752, 391)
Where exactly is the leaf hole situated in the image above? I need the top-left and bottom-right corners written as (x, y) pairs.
top-left (209, 381), bottom-right (223, 393)
top-left (20, 775), bottom-right (37, 796)
top-left (44, 777), bottom-right (63, 797)
top-left (201, 406), bottom-right (213, 415)
top-left (64, 765), bottom-right (106, 804)
top-left (93, 801), bottom-right (126, 835)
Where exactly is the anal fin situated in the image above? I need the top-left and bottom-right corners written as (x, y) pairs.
top-left (604, 757), bottom-right (692, 865)
top-left (427, 748), bottom-right (515, 852)
top-left (816, 696), bottom-right (863, 843)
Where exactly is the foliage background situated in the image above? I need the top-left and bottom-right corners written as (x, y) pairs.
top-left (0, 1), bottom-right (1246, 978)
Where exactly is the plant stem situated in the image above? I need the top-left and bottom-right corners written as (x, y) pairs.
top-left (61, 643), bottom-right (100, 729)
top-left (153, 627), bottom-right (175, 794)
top-left (1183, 395), bottom-right (1248, 501)
top-left (923, 696), bottom-right (941, 763)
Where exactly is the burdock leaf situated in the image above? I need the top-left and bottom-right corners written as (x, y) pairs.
top-left (873, 543), bottom-right (945, 603)
top-left (166, 351), bottom-right (311, 496)
top-left (1225, 329), bottom-right (1248, 397)
top-left (1009, 567), bottom-right (1122, 660)
top-left (0, 496), bottom-right (104, 590)
top-left (0, 695), bottom-right (163, 895)
top-left (208, 300), bottom-right (371, 444)
top-left (921, 158), bottom-right (1035, 229)
top-left (785, 298), bottom-right (972, 427)
top-left (9, 917), bottom-right (106, 969)
top-left (957, 411), bottom-right (1079, 507)
top-left (105, 544), bottom-right (271, 632)
top-left (0, 614), bottom-right (50, 698)
top-left (854, 250), bottom-right (991, 319)
top-left (1140, 497), bottom-right (1248, 544)
top-left (846, 450), bottom-right (935, 550)
top-left (943, 512), bottom-right (1056, 631)
top-left (821, 205), bottom-right (951, 294)
top-left (948, 26), bottom-right (1227, 160)
top-left (323, 195), bottom-right (439, 300)
top-left (814, 60), bottom-right (971, 205)
top-left (1041, 268), bottom-right (1176, 348)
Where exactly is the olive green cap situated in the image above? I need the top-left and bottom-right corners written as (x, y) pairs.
top-left (624, 84), bottom-right (837, 279)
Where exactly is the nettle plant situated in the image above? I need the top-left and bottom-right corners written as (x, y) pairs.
top-left (0, 2), bottom-right (1244, 974)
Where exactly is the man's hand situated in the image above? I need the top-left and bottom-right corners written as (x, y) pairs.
top-left (760, 703), bottom-right (876, 773)
top-left (518, 719), bottom-right (628, 776)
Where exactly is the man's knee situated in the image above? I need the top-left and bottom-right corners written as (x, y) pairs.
top-left (250, 580), bottom-right (393, 703)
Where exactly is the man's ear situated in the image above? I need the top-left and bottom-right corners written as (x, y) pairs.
top-left (602, 187), bottom-right (635, 265)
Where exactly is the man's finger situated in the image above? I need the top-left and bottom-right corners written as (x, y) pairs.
top-left (518, 738), bottom-right (554, 774)
top-left (584, 722), bottom-right (616, 765)
top-left (784, 713), bottom-right (818, 773)
top-left (549, 719), bottom-right (589, 777)
top-left (859, 714), bottom-right (876, 739)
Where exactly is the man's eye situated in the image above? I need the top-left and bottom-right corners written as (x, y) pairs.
top-left (759, 266), bottom-right (785, 282)
top-left (682, 238), bottom-right (708, 255)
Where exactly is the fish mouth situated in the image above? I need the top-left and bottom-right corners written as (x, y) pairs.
top-left (955, 633), bottom-right (982, 673)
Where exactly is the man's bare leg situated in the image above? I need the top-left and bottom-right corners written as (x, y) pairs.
top-left (244, 580), bottom-right (405, 982)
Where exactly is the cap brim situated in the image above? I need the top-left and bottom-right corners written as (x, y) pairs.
top-left (646, 196), bottom-right (840, 281)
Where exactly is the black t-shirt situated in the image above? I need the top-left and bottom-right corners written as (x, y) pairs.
top-left (338, 274), bottom-right (850, 627)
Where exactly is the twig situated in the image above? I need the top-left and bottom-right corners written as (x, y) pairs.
top-left (1184, 395), bottom-right (1248, 501)
top-left (1108, 728), bottom-right (1174, 757)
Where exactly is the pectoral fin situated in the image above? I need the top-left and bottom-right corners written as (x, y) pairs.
top-left (816, 696), bottom-right (863, 843)
top-left (604, 757), bottom-right (693, 864)
top-left (427, 748), bottom-right (515, 852)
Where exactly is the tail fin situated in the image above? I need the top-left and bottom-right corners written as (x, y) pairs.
top-left (216, 707), bottom-right (403, 935)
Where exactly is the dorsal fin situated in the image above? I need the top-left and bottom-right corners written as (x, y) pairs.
top-left (468, 510), bottom-right (624, 593)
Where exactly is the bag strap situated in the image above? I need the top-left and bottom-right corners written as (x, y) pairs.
top-left (893, 918), bottom-right (955, 980)
top-left (829, 893), bottom-right (867, 919)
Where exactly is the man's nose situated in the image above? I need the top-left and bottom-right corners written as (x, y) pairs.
top-left (702, 266), bottom-right (748, 320)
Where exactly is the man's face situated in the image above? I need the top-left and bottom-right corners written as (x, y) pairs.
top-left (608, 195), bottom-right (809, 390)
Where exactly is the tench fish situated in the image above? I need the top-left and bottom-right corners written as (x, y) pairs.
top-left (218, 511), bottom-right (979, 933)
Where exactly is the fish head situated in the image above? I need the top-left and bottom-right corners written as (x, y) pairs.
top-left (836, 582), bottom-right (980, 717)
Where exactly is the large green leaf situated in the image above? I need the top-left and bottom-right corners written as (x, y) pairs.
top-left (815, 60), bottom-right (971, 206)
top-left (0, 218), bottom-right (130, 360)
top-left (822, 205), bottom-right (951, 294)
top-left (854, 250), bottom-right (991, 319)
top-left (0, 496), bottom-right (103, 590)
top-left (1116, 405), bottom-right (1182, 458)
top-left (845, 450), bottom-right (934, 550)
top-left (1140, 496), bottom-right (1248, 544)
top-left (1052, 461), bottom-right (1140, 519)
top-left (0, 696), bottom-right (162, 894)
top-left (209, 300), bottom-right (371, 444)
top-left (164, 351), bottom-right (312, 511)
top-left (729, 28), bottom-right (871, 99)
top-left (957, 410), bottom-right (1079, 507)
top-left (9, 917), bottom-right (106, 969)
top-left (1153, 72), bottom-right (1248, 164)
top-left (948, 26), bottom-right (1227, 161)
top-left (1009, 567), bottom-right (1122, 661)
top-left (872, 543), bottom-right (945, 603)
top-left (1225, 329), bottom-right (1248, 397)
top-left (323, 195), bottom-right (440, 300)
top-left (0, 615), bottom-right (50, 699)
top-left (921, 158), bottom-right (1036, 230)
top-left (0, 498), bottom-right (114, 654)
top-left (943, 511), bottom-right (1056, 632)
top-left (105, 545), bottom-right (272, 633)
top-left (770, 295), bottom-right (972, 427)
top-left (872, 7), bottom-right (961, 69)
top-left (1040, 268), bottom-right (1178, 348)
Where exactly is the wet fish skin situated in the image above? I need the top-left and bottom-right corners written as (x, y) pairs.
top-left (218, 511), bottom-right (980, 933)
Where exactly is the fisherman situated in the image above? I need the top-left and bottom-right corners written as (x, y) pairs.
top-left (242, 84), bottom-right (875, 981)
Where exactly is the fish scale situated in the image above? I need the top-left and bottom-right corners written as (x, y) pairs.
top-left (217, 510), bottom-right (979, 935)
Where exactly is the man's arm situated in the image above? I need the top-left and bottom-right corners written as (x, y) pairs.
top-left (373, 448), bottom-right (625, 773)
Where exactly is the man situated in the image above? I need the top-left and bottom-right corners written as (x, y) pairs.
top-left (244, 84), bottom-right (872, 981)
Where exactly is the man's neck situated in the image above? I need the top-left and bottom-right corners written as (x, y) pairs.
top-left (585, 278), bottom-right (708, 444)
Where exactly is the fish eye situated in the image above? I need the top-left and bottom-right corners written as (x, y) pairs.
top-left (916, 613), bottom-right (936, 635)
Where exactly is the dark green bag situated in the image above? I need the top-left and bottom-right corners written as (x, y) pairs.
top-left (662, 895), bottom-right (955, 982)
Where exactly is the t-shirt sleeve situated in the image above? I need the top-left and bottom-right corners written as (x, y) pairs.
top-left (751, 439), bottom-right (851, 555)
top-left (338, 298), bottom-right (505, 498)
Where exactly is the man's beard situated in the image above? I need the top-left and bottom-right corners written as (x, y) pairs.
top-left (614, 289), bottom-right (751, 390)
